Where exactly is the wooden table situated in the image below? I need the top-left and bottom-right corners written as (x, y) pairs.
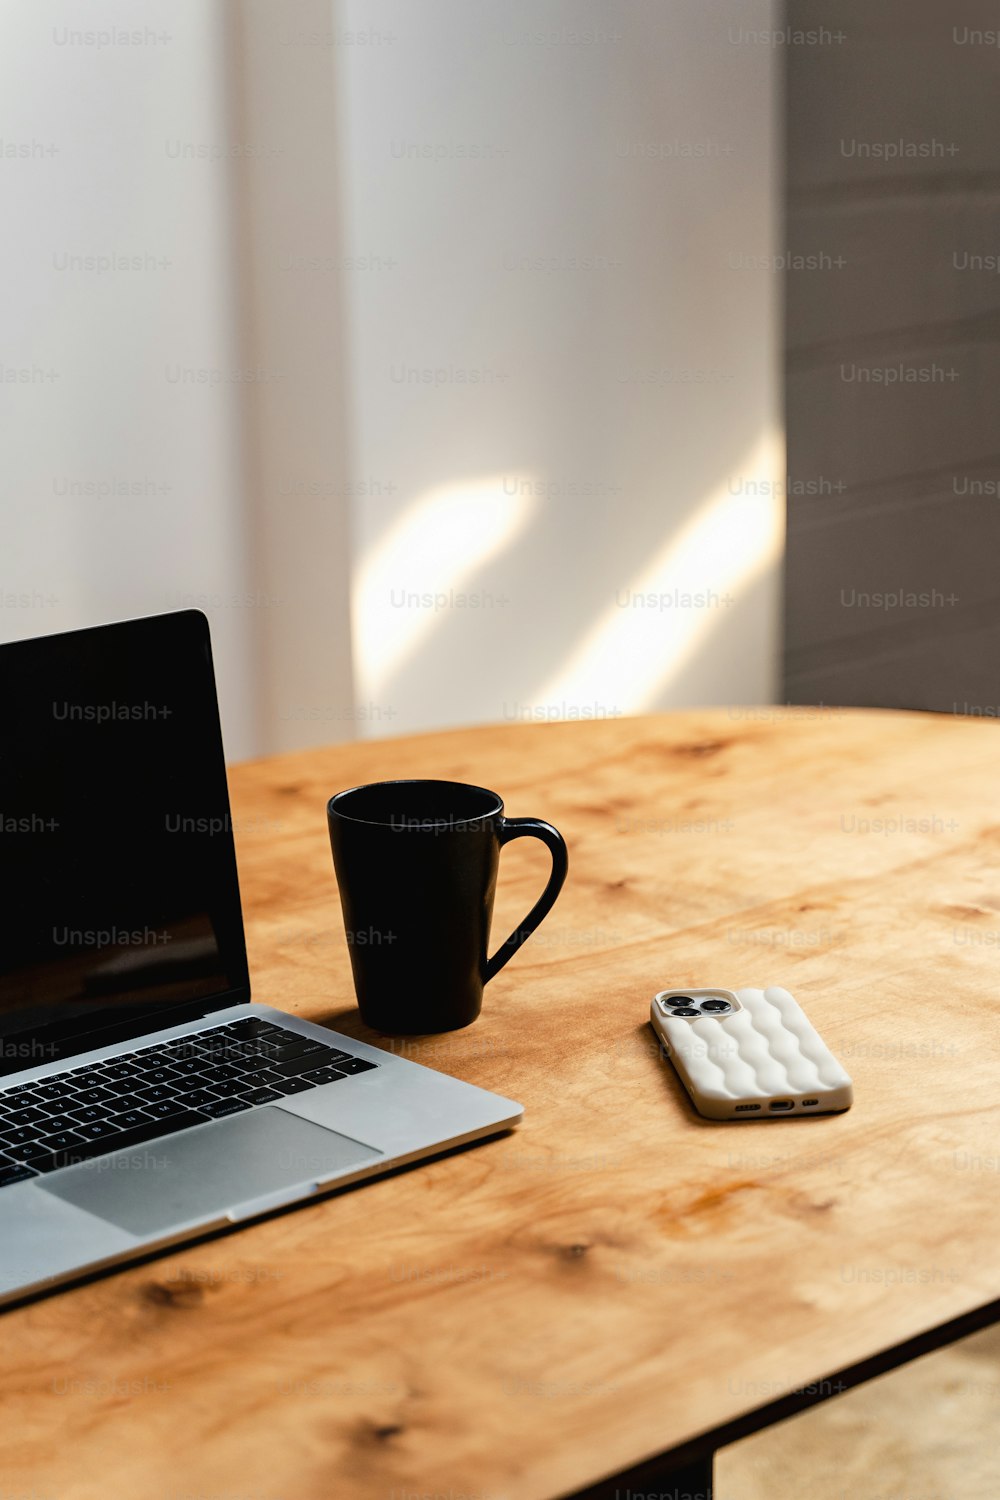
top-left (5, 707), bottom-right (1000, 1500)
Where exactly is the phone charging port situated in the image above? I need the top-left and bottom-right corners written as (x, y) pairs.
top-left (769, 1100), bottom-right (794, 1111)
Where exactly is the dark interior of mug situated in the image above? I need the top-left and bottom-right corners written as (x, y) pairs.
top-left (331, 779), bottom-right (501, 827)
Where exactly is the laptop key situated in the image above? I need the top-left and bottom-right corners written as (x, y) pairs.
top-left (245, 1088), bottom-right (284, 1105)
top-left (0, 1125), bottom-right (47, 1145)
top-left (226, 1048), bottom-right (272, 1067)
top-left (170, 1074), bottom-right (216, 1092)
top-left (252, 1042), bottom-right (291, 1061)
top-left (301, 1067), bottom-right (348, 1085)
top-left (262, 1038), bottom-right (326, 1063)
top-left (245, 1044), bottom-right (347, 1068)
top-left (31, 1083), bottom-right (74, 1102)
top-left (239, 1067), bottom-right (284, 1086)
top-left (96, 1093), bottom-right (146, 1113)
top-left (269, 1077), bottom-right (316, 1095)
top-left (65, 1073), bottom-right (106, 1091)
top-left (132, 1085), bottom-right (174, 1103)
top-left (98, 1063), bottom-right (146, 1081)
top-left (72, 1087), bottom-right (118, 1106)
top-left (5, 1140), bottom-right (56, 1162)
top-left (111, 1110), bottom-right (155, 1130)
top-left (197, 1098), bottom-right (251, 1118)
top-left (138, 1067), bottom-right (182, 1086)
top-left (272, 1043), bottom-right (353, 1067)
top-left (142, 1100), bottom-right (188, 1118)
top-left (37, 1130), bottom-right (86, 1152)
top-left (180, 1090), bottom-right (223, 1109)
top-left (4, 1107), bottom-right (48, 1127)
top-left (37, 1104), bottom-right (77, 1120)
top-left (271, 1050), bottom-right (345, 1078)
top-left (334, 1058), bottom-right (378, 1075)
top-left (75, 1120), bottom-right (126, 1141)
top-left (0, 1163), bottom-right (38, 1186)
top-left (101, 1080), bottom-right (149, 1099)
top-left (35, 1095), bottom-right (77, 1113)
top-left (0, 1092), bottom-right (44, 1110)
top-left (35, 1112), bottom-right (81, 1132)
top-left (65, 1105), bottom-right (103, 1124)
top-left (196, 1051), bottom-right (237, 1070)
top-left (226, 1018), bottom-right (281, 1038)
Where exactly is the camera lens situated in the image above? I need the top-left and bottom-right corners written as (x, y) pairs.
top-left (664, 995), bottom-right (694, 1006)
top-left (670, 1006), bottom-right (701, 1017)
top-left (700, 999), bottom-right (733, 1014)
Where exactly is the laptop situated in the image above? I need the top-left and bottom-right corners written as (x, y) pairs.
top-left (0, 610), bottom-right (521, 1304)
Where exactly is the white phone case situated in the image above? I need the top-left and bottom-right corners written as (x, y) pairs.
top-left (649, 986), bottom-right (853, 1120)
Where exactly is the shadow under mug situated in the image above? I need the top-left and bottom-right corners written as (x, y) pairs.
top-left (327, 779), bottom-right (568, 1034)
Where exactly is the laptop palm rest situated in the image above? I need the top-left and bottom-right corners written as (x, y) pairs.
top-left (39, 1107), bottom-right (383, 1238)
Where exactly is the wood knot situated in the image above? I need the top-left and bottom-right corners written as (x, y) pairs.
top-left (794, 1194), bottom-right (837, 1215)
top-left (673, 739), bottom-right (729, 759)
top-left (144, 1277), bottom-right (204, 1309)
top-left (948, 903), bottom-right (992, 920)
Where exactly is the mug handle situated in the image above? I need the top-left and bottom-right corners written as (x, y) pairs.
top-left (485, 817), bottom-right (569, 982)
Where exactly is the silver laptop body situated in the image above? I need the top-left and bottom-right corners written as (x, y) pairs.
top-left (0, 613), bottom-right (520, 1305)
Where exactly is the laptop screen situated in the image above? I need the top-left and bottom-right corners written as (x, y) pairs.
top-left (0, 611), bottom-right (249, 1076)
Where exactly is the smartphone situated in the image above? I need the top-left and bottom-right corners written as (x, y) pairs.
top-left (649, 986), bottom-right (853, 1120)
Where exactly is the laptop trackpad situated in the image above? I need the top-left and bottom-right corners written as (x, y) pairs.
top-left (39, 1107), bottom-right (383, 1238)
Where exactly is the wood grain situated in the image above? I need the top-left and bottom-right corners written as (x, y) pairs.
top-left (3, 707), bottom-right (1000, 1500)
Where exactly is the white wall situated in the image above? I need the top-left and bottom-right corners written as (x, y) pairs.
top-left (0, 0), bottom-right (262, 758)
top-left (225, 0), bottom-right (356, 754)
top-left (335, 0), bottom-right (782, 734)
top-left (1, 0), bottom-right (781, 757)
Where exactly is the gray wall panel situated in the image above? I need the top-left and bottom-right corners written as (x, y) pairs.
top-left (785, 0), bottom-right (1000, 712)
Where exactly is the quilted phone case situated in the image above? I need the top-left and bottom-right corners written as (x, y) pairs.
top-left (649, 986), bottom-right (853, 1120)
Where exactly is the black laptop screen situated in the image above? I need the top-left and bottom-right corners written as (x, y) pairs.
top-left (0, 611), bottom-right (249, 1074)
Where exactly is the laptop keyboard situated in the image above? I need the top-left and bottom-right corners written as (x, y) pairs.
top-left (0, 1017), bottom-right (378, 1188)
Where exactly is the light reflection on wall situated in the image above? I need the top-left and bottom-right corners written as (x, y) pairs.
top-left (353, 476), bottom-right (536, 702)
top-left (531, 429), bottom-right (784, 714)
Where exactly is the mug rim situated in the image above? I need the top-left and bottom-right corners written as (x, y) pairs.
top-left (327, 778), bottom-right (504, 828)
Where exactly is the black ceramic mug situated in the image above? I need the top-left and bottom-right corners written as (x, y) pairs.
top-left (327, 779), bottom-right (568, 1033)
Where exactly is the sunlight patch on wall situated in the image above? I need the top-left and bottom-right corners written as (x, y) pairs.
top-left (531, 428), bottom-right (785, 713)
top-left (353, 476), bottom-right (536, 700)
